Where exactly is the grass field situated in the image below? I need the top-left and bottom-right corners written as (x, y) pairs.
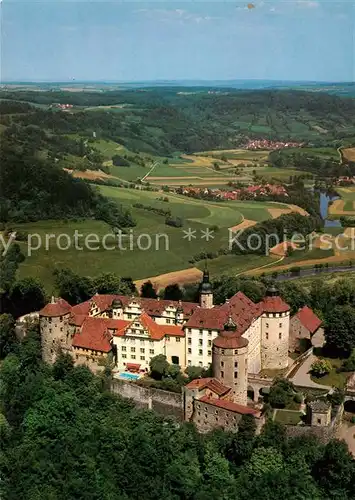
top-left (310, 357), bottom-right (350, 389)
top-left (14, 186), bottom-right (286, 292)
top-left (274, 410), bottom-right (303, 425)
top-left (329, 188), bottom-right (355, 216)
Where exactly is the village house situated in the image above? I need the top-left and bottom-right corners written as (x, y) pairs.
top-left (289, 305), bottom-right (323, 351)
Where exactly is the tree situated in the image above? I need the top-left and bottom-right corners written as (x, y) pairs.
top-left (9, 277), bottom-right (46, 317)
top-left (311, 358), bottom-right (332, 377)
top-left (93, 272), bottom-right (134, 295)
top-left (52, 352), bottom-right (74, 380)
top-left (185, 365), bottom-right (204, 381)
top-left (149, 354), bottom-right (169, 380)
top-left (313, 439), bottom-right (355, 499)
top-left (53, 268), bottom-right (94, 305)
top-left (245, 446), bottom-right (284, 478)
top-left (268, 378), bottom-right (295, 408)
top-left (324, 305), bottom-right (355, 354)
top-left (257, 420), bottom-right (287, 450)
top-left (0, 313), bottom-right (17, 359)
top-left (140, 280), bottom-right (158, 299)
top-left (163, 283), bottom-right (183, 301)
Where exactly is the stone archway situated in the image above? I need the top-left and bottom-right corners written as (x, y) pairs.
top-left (247, 386), bottom-right (257, 402)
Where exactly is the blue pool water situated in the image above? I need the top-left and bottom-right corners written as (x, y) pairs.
top-left (119, 372), bottom-right (140, 381)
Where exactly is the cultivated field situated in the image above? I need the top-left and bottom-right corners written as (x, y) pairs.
top-left (342, 148), bottom-right (355, 162)
top-left (329, 187), bottom-right (355, 216)
top-left (14, 186), bottom-right (301, 291)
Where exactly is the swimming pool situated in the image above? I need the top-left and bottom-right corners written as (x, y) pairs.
top-left (118, 372), bottom-right (140, 381)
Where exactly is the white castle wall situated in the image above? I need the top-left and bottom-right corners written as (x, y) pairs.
top-left (261, 311), bottom-right (290, 370)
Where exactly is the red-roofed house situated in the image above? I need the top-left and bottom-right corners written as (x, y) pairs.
top-left (290, 306), bottom-right (324, 351)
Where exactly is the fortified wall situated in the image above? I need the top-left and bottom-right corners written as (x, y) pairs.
top-left (110, 378), bottom-right (183, 420)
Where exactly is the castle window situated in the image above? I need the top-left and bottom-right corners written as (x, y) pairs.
top-left (166, 337), bottom-right (170, 342)
top-left (188, 328), bottom-right (192, 334)
top-left (266, 323), bottom-right (269, 328)
top-left (279, 323), bottom-right (282, 328)
top-left (234, 361), bottom-right (238, 367)
top-left (317, 418), bottom-right (321, 424)
top-left (279, 332), bottom-right (282, 339)
top-left (208, 340), bottom-right (212, 347)
top-left (60, 327), bottom-right (63, 332)
top-left (199, 349), bottom-right (203, 355)
top-left (199, 361), bottom-right (203, 367)
top-left (60, 316), bottom-right (63, 321)
top-left (208, 350), bottom-right (211, 356)
top-left (140, 356), bottom-right (145, 361)
top-left (188, 338), bottom-right (192, 345)
top-left (149, 349), bottom-right (154, 354)
top-left (127, 314), bottom-right (132, 319)
top-left (199, 329), bottom-right (203, 335)
top-left (176, 337), bottom-right (181, 342)
top-left (167, 319), bottom-right (171, 324)
top-left (208, 330), bottom-right (212, 336)
top-left (221, 371), bottom-right (224, 378)
top-left (221, 349), bottom-right (225, 355)
top-left (234, 371), bottom-right (238, 379)
top-left (122, 346), bottom-right (126, 352)
top-left (140, 348), bottom-right (145, 353)
top-left (234, 350), bottom-right (238, 354)
top-left (135, 329), bottom-right (140, 334)
top-left (131, 355), bottom-right (136, 359)
top-left (48, 318), bottom-right (52, 323)
top-left (199, 339), bottom-right (203, 346)
top-left (188, 348), bottom-right (192, 354)
top-left (49, 328), bottom-right (52, 333)
top-left (266, 333), bottom-right (269, 340)
top-left (221, 361), bottom-right (224, 367)
top-left (131, 347), bottom-right (136, 353)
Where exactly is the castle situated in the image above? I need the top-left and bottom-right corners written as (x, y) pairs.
top-left (39, 269), bottom-right (304, 411)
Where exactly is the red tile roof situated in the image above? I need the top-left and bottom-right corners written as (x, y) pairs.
top-left (185, 291), bottom-right (263, 335)
top-left (39, 298), bottom-right (71, 317)
top-left (72, 317), bottom-right (128, 352)
top-left (213, 335), bottom-right (248, 349)
top-left (69, 314), bottom-right (87, 327)
top-left (261, 296), bottom-right (290, 313)
top-left (199, 395), bottom-right (260, 416)
top-left (160, 324), bottom-right (185, 337)
top-left (294, 306), bottom-right (322, 334)
top-left (185, 377), bottom-right (230, 397)
top-left (126, 363), bottom-right (141, 371)
top-left (72, 295), bottom-right (198, 319)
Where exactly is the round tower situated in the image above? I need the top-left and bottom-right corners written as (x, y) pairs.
top-left (212, 315), bottom-right (249, 406)
top-left (39, 297), bottom-right (71, 364)
top-left (200, 264), bottom-right (213, 309)
top-left (260, 285), bottom-right (290, 370)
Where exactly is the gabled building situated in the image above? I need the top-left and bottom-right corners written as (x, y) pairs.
top-left (39, 270), bottom-right (296, 378)
top-left (290, 306), bottom-right (323, 351)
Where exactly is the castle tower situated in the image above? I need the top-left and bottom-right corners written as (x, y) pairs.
top-left (200, 264), bottom-right (213, 309)
top-left (111, 298), bottom-right (123, 319)
top-left (212, 315), bottom-right (249, 406)
top-left (39, 297), bottom-right (72, 364)
top-left (260, 285), bottom-right (290, 370)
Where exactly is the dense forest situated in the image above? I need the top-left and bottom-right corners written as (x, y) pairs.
top-left (0, 131), bottom-right (134, 226)
top-left (0, 324), bottom-right (354, 500)
top-left (1, 88), bottom-right (355, 154)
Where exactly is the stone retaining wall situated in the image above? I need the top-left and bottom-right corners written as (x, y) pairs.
top-left (110, 378), bottom-right (183, 420)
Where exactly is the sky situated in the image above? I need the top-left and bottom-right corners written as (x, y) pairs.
top-left (1, 0), bottom-right (354, 82)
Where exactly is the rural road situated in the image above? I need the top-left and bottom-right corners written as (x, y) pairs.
top-left (337, 423), bottom-right (355, 456)
top-left (289, 354), bottom-right (331, 390)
